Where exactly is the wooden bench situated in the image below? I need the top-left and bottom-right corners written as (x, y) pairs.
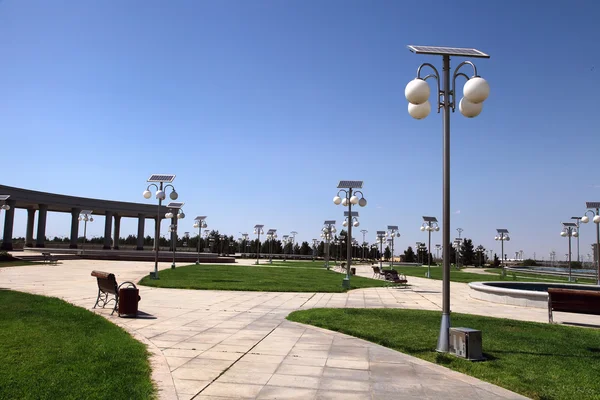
top-left (548, 288), bottom-right (600, 323)
top-left (42, 252), bottom-right (58, 264)
top-left (91, 270), bottom-right (139, 316)
top-left (383, 270), bottom-right (408, 288)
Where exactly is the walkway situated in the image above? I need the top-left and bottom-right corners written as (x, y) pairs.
top-left (5, 258), bottom-right (591, 399)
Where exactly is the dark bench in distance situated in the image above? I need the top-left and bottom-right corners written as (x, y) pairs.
top-left (91, 270), bottom-right (139, 316)
top-left (42, 252), bottom-right (58, 264)
top-left (548, 288), bottom-right (600, 323)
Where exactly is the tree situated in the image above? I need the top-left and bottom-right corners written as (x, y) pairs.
top-left (300, 241), bottom-right (311, 255)
top-left (404, 246), bottom-right (416, 263)
top-left (492, 253), bottom-right (500, 267)
top-left (460, 238), bottom-right (475, 266)
top-left (294, 243), bottom-right (301, 255)
top-left (384, 246), bottom-right (391, 261)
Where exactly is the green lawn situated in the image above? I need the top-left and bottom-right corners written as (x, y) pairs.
top-left (0, 290), bottom-right (155, 400)
top-left (139, 264), bottom-right (388, 292)
top-left (385, 265), bottom-right (596, 284)
top-left (288, 308), bottom-right (600, 400)
top-left (0, 260), bottom-right (41, 268)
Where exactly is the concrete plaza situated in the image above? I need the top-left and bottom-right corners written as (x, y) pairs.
top-left (4, 257), bottom-right (597, 399)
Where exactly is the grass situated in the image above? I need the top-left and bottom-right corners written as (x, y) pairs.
top-left (139, 263), bottom-right (388, 292)
top-left (288, 308), bottom-right (600, 400)
top-left (0, 290), bottom-right (155, 400)
top-left (0, 260), bottom-right (42, 268)
top-left (386, 265), bottom-right (597, 284)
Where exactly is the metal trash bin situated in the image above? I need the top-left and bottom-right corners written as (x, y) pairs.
top-left (118, 286), bottom-right (140, 317)
top-left (351, 267), bottom-right (356, 275)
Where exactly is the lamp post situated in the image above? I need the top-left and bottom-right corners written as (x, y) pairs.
top-left (453, 239), bottom-right (462, 269)
top-left (385, 226), bottom-right (401, 269)
top-left (193, 216), bottom-right (207, 265)
top-left (435, 244), bottom-right (441, 261)
top-left (281, 235), bottom-right (290, 261)
top-left (254, 225), bottom-right (264, 264)
top-left (376, 231), bottom-right (386, 270)
top-left (333, 180), bottom-right (367, 289)
top-left (240, 232), bottom-right (249, 257)
top-left (421, 216), bottom-right (439, 278)
top-left (571, 217), bottom-right (582, 263)
top-left (456, 228), bottom-right (463, 238)
top-left (266, 229), bottom-right (277, 263)
top-left (290, 231), bottom-right (298, 258)
top-left (495, 229), bottom-right (510, 276)
top-left (312, 239), bottom-right (319, 261)
top-left (321, 221), bottom-right (336, 270)
top-left (404, 45), bottom-right (490, 353)
top-left (560, 222), bottom-right (578, 282)
top-left (143, 174), bottom-right (179, 279)
top-left (219, 234), bottom-right (226, 256)
top-left (78, 210), bottom-right (93, 255)
top-left (581, 202), bottom-right (600, 285)
top-left (165, 202), bottom-right (185, 269)
top-left (476, 245), bottom-right (485, 267)
top-left (360, 229), bottom-right (368, 261)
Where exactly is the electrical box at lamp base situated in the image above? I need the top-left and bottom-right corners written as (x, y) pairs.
top-left (449, 327), bottom-right (484, 361)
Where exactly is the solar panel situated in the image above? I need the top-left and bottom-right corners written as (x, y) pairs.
top-left (254, 224), bottom-right (264, 229)
top-left (562, 222), bottom-right (577, 227)
top-left (337, 180), bottom-right (363, 189)
top-left (571, 217), bottom-right (582, 220)
top-left (324, 220), bottom-right (336, 225)
top-left (377, 231), bottom-right (385, 234)
top-left (80, 210), bottom-right (93, 215)
top-left (166, 202), bottom-right (184, 209)
top-left (147, 174), bottom-right (176, 183)
top-left (496, 229), bottom-right (509, 233)
top-left (194, 216), bottom-right (207, 221)
top-left (422, 216), bottom-right (438, 222)
top-left (267, 229), bottom-right (277, 234)
top-left (344, 211), bottom-right (359, 217)
top-left (407, 45), bottom-right (490, 58)
top-left (586, 202), bottom-right (600, 209)
top-left (387, 225), bottom-right (399, 230)
top-left (282, 235), bottom-right (289, 239)
top-left (0, 195), bottom-right (10, 201)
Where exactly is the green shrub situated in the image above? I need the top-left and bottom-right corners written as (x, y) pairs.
top-left (521, 258), bottom-right (538, 266)
top-left (0, 251), bottom-right (16, 261)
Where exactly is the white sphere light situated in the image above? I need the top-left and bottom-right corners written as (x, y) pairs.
top-left (573, 231), bottom-right (579, 237)
top-left (435, 226), bottom-right (440, 231)
top-left (463, 77), bottom-right (490, 104)
top-left (494, 236), bottom-right (499, 240)
top-left (143, 190), bottom-right (152, 199)
top-left (420, 226), bottom-right (425, 231)
top-left (358, 198), bottom-right (367, 207)
top-left (156, 190), bottom-right (166, 200)
top-left (581, 216), bottom-right (589, 223)
top-left (408, 101), bottom-right (431, 120)
top-left (193, 223), bottom-right (199, 228)
top-left (170, 191), bottom-right (179, 200)
top-left (178, 212), bottom-right (185, 219)
top-left (89, 217), bottom-right (94, 222)
top-left (353, 221), bottom-right (360, 227)
top-left (350, 195), bottom-right (359, 205)
top-left (560, 231), bottom-right (567, 237)
top-left (594, 215), bottom-right (600, 224)
top-left (459, 97), bottom-right (483, 118)
top-left (505, 237), bottom-right (510, 241)
top-left (405, 78), bottom-right (430, 105)
top-left (342, 198), bottom-right (348, 206)
top-left (333, 196), bottom-right (342, 205)
top-left (343, 220), bottom-right (348, 227)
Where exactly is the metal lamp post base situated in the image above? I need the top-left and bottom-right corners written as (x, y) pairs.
top-left (342, 278), bottom-right (350, 289)
top-left (150, 271), bottom-right (159, 280)
top-left (171, 264), bottom-right (176, 269)
top-left (435, 313), bottom-right (451, 353)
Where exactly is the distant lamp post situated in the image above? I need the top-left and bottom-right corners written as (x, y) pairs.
top-left (581, 202), bottom-right (600, 285)
top-left (571, 217), bottom-right (582, 263)
top-left (219, 234), bottom-right (226, 255)
top-left (281, 235), bottom-right (290, 261)
top-left (360, 229), bottom-right (368, 260)
top-left (165, 202), bottom-right (185, 269)
top-left (240, 232), bottom-right (249, 257)
top-left (453, 239), bottom-right (462, 269)
top-left (321, 220), bottom-right (336, 270)
top-left (560, 222), bottom-right (578, 282)
top-left (421, 216), bottom-right (439, 278)
top-left (193, 216), bottom-right (207, 265)
top-left (143, 174), bottom-right (178, 279)
top-left (333, 180), bottom-right (367, 289)
top-left (266, 229), bottom-right (277, 263)
top-left (494, 229), bottom-right (510, 276)
top-left (254, 225), bottom-right (264, 264)
top-left (476, 245), bottom-right (485, 267)
top-left (435, 244), bottom-right (442, 260)
top-left (376, 231), bottom-right (386, 270)
top-left (385, 226), bottom-right (401, 269)
top-left (290, 231), bottom-right (298, 257)
top-left (312, 239), bottom-right (319, 261)
top-left (78, 210), bottom-right (94, 255)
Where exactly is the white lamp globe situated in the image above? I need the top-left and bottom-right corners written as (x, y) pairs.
top-left (202, 222), bottom-right (207, 228)
top-left (253, 229), bottom-right (257, 234)
top-left (463, 77), bottom-right (490, 104)
top-left (573, 231), bottom-right (579, 237)
top-left (420, 226), bottom-right (425, 231)
top-left (193, 223), bottom-right (199, 228)
top-left (353, 221), bottom-right (360, 227)
top-left (459, 97), bottom-right (483, 118)
top-left (581, 216), bottom-right (590, 223)
top-left (435, 226), bottom-right (440, 231)
top-left (332, 227), bottom-right (337, 233)
top-left (333, 196), bottom-right (342, 205)
top-left (143, 190), bottom-right (152, 199)
top-left (83, 216), bottom-right (89, 222)
top-left (494, 236), bottom-right (499, 240)
top-left (343, 220), bottom-right (348, 227)
top-left (560, 231), bottom-right (567, 237)
top-left (350, 195), bottom-right (359, 205)
top-left (405, 78), bottom-right (430, 105)
top-left (341, 198), bottom-right (348, 206)
top-left (408, 101), bottom-right (431, 120)
top-left (155, 190), bottom-right (166, 200)
top-left (594, 215), bottom-right (600, 224)
top-left (170, 190), bottom-right (179, 200)
top-left (505, 236), bottom-right (510, 241)
top-left (178, 212), bottom-right (185, 219)
top-left (358, 198), bottom-right (367, 207)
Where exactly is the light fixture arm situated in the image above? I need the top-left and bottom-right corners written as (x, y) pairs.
top-left (450, 61), bottom-right (478, 111)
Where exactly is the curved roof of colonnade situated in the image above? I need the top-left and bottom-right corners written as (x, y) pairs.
top-left (0, 184), bottom-right (168, 218)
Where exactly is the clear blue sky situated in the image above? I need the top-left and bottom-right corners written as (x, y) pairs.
top-left (1, 0), bottom-right (599, 261)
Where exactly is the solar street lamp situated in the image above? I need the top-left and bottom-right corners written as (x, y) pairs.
top-left (240, 232), bottom-right (249, 257)
top-left (254, 225), bottom-right (264, 264)
top-left (266, 229), bottom-right (277, 263)
top-left (143, 174), bottom-right (178, 279)
top-left (333, 181), bottom-right (367, 289)
top-left (321, 221), bottom-right (336, 270)
top-left (385, 226), bottom-right (401, 269)
top-left (376, 231), bottom-right (386, 270)
top-left (290, 231), bottom-right (298, 257)
top-left (360, 229), bottom-right (368, 261)
top-left (495, 229), bottom-right (510, 276)
top-left (560, 222), bottom-right (578, 282)
top-left (0, 195), bottom-right (10, 212)
top-left (421, 216), bottom-right (439, 278)
top-left (78, 210), bottom-right (93, 255)
top-left (165, 202), bottom-right (185, 269)
top-left (193, 216), bottom-right (207, 265)
top-left (406, 45), bottom-right (489, 353)
top-left (476, 245), bottom-right (485, 267)
top-left (581, 202), bottom-right (600, 285)
top-left (312, 238), bottom-right (319, 261)
top-left (435, 244), bottom-right (442, 260)
top-left (571, 217), bottom-right (582, 263)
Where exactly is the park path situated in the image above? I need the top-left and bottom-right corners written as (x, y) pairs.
top-left (4, 258), bottom-right (589, 399)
